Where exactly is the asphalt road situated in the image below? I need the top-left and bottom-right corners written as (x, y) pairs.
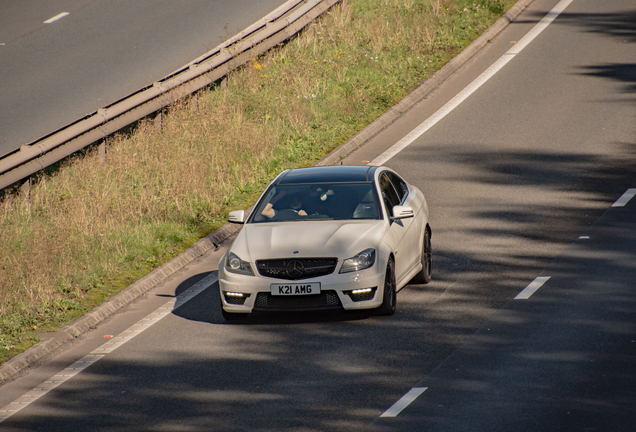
top-left (0, 0), bottom-right (288, 157)
top-left (366, 186), bottom-right (636, 432)
top-left (1, 0), bottom-right (635, 430)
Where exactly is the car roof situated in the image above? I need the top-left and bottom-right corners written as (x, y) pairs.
top-left (275, 166), bottom-right (379, 184)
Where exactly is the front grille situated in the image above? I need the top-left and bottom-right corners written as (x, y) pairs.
top-left (253, 291), bottom-right (342, 311)
top-left (256, 258), bottom-right (338, 280)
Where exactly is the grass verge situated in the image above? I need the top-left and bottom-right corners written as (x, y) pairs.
top-left (0, 0), bottom-right (516, 364)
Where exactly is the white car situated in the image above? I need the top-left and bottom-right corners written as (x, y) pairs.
top-left (218, 165), bottom-right (431, 320)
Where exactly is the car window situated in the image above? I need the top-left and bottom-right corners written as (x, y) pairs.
top-left (250, 183), bottom-right (381, 222)
top-left (386, 172), bottom-right (409, 203)
top-left (379, 173), bottom-right (401, 217)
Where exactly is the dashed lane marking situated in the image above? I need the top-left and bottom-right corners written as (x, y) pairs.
top-left (380, 387), bottom-right (428, 418)
top-left (515, 276), bottom-right (551, 300)
top-left (44, 12), bottom-right (69, 24)
top-left (611, 189), bottom-right (636, 208)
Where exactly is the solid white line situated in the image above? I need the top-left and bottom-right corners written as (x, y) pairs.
top-left (0, 272), bottom-right (218, 423)
top-left (515, 276), bottom-right (550, 300)
top-left (611, 188), bottom-right (636, 208)
top-left (44, 12), bottom-right (69, 24)
top-left (380, 387), bottom-right (428, 417)
top-left (370, 0), bottom-right (575, 166)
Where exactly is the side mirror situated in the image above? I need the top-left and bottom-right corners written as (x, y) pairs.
top-left (390, 205), bottom-right (414, 221)
top-left (228, 210), bottom-right (246, 224)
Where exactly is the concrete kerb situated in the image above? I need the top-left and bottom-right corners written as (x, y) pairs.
top-left (0, 0), bottom-right (534, 385)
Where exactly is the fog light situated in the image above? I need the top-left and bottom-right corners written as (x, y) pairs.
top-left (351, 288), bottom-right (373, 295)
top-left (347, 287), bottom-right (376, 302)
top-left (223, 291), bottom-right (250, 305)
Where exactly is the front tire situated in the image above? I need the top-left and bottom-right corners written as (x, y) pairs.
top-left (410, 227), bottom-right (432, 284)
top-left (378, 258), bottom-right (397, 315)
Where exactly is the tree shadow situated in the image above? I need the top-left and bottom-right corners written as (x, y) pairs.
top-left (1, 276), bottom-right (480, 432)
top-left (368, 205), bottom-right (636, 431)
top-left (556, 9), bottom-right (636, 43)
top-left (517, 7), bottom-right (636, 43)
top-left (579, 63), bottom-right (636, 93)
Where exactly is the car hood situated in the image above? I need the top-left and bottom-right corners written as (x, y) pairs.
top-left (231, 220), bottom-right (386, 261)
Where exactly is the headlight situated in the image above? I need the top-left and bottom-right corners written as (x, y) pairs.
top-left (339, 248), bottom-right (375, 273)
top-left (225, 252), bottom-right (254, 276)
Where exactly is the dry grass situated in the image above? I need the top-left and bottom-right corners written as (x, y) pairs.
top-left (0, 0), bottom-right (513, 361)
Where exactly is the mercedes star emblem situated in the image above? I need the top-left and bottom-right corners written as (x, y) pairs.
top-left (286, 260), bottom-right (305, 278)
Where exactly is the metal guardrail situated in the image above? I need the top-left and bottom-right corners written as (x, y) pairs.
top-left (0, 0), bottom-right (340, 191)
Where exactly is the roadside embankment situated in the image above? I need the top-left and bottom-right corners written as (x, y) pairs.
top-left (1, 0), bottom-right (519, 368)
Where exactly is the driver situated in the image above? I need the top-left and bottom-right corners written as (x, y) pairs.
top-left (261, 189), bottom-right (308, 219)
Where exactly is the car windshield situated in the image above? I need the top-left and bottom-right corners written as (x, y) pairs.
top-left (250, 183), bottom-right (381, 223)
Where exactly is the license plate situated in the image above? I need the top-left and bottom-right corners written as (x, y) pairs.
top-left (270, 283), bottom-right (321, 296)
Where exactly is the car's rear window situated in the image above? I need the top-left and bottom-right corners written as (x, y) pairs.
top-left (250, 183), bottom-right (381, 223)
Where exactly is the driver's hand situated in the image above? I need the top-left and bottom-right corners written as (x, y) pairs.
top-left (298, 209), bottom-right (307, 216)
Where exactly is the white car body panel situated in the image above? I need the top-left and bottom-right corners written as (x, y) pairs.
top-left (233, 220), bottom-right (387, 264)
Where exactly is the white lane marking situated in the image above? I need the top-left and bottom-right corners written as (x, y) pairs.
top-left (611, 188), bottom-right (636, 207)
top-left (44, 12), bottom-right (70, 24)
top-left (370, 0), bottom-right (575, 166)
top-left (515, 276), bottom-right (551, 300)
top-left (380, 387), bottom-right (428, 418)
top-left (0, 272), bottom-right (218, 423)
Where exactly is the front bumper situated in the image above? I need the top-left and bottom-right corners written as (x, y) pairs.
top-left (219, 262), bottom-right (386, 313)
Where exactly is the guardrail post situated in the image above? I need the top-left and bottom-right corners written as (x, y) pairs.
top-left (220, 77), bottom-right (228, 89)
top-left (98, 139), bottom-right (106, 164)
top-left (306, 22), bottom-right (316, 38)
top-left (154, 111), bottom-right (163, 132)
top-left (190, 93), bottom-right (199, 110)
top-left (20, 178), bottom-right (31, 201)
